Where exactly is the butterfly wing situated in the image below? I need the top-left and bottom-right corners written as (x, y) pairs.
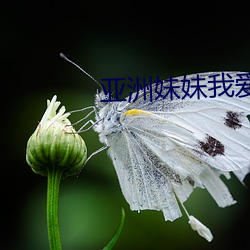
top-left (125, 72), bottom-right (250, 173)
top-left (107, 126), bottom-right (182, 221)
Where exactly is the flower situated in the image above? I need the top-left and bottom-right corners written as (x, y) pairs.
top-left (26, 95), bottom-right (87, 178)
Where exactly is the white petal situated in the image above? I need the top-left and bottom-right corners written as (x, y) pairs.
top-left (40, 95), bottom-right (58, 123)
top-left (188, 215), bottom-right (213, 242)
top-left (40, 95), bottom-right (71, 125)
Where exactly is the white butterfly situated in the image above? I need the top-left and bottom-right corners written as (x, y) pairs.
top-left (61, 54), bottom-right (250, 242)
top-left (90, 71), bottom-right (250, 241)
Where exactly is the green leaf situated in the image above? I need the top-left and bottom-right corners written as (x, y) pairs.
top-left (102, 208), bottom-right (125, 250)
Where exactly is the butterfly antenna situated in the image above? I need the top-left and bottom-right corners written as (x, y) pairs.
top-left (60, 53), bottom-right (102, 89)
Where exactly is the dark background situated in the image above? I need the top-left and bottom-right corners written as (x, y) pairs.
top-left (2, 1), bottom-right (250, 249)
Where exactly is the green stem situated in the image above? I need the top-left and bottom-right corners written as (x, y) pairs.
top-left (47, 165), bottom-right (63, 250)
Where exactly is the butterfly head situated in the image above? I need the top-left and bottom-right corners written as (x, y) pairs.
top-left (94, 89), bottom-right (109, 110)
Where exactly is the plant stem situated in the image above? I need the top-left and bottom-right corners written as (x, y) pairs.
top-left (103, 208), bottom-right (125, 250)
top-left (47, 165), bottom-right (63, 250)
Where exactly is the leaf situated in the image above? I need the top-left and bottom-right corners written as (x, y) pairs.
top-left (102, 208), bottom-right (125, 250)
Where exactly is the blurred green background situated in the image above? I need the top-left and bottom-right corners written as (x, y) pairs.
top-left (2, 1), bottom-right (250, 250)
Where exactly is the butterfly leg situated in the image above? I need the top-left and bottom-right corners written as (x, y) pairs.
top-left (77, 145), bottom-right (108, 176)
top-left (70, 106), bottom-right (96, 125)
top-left (68, 106), bottom-right (100, 132)
top-left (85, 145), bottom-right (108, 165)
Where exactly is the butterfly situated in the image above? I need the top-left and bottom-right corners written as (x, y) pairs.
top-left (61, 55), bottom-right (250, 241)
top-left (92, 72), bottom-right (250, 241)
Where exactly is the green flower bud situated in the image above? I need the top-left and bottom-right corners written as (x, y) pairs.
top-left (26, 95), bottom-right (87, 178)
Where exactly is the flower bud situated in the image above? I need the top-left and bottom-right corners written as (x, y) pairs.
top-left (26, 95), bottom-right (87, 178)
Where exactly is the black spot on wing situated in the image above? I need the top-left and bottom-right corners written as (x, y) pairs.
top-left (224, 111), bottom-right (243, 130)
top-left (199, 135), bottom-right (225, 157)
